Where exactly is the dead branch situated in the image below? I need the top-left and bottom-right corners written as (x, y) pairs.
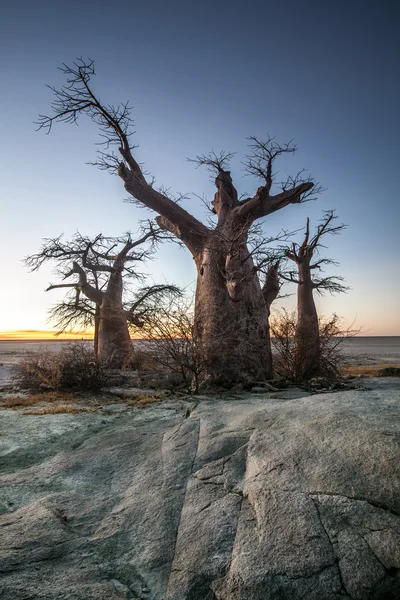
top-left (187, 150), bottom-right (236, 175)
top-left (281, 210), bottom-right (348, 294)
top-left (37, 58), bottom-right (209, 254)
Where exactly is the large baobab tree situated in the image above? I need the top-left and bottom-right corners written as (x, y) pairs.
top-left (37, 59), bottom-right (319, 384)
top-left (283, 211), bottom-right (348, 379)
top-left (26, 228), bottom-right (175, 368)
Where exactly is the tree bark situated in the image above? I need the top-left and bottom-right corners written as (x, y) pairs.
top-left (190, 171), bottom-right (275, 384)
top-left (295, 262), bottom-right (320, 379)
top-left (263, 263), bottom-right (280, 315)
top-left (193, 233), bottom-right (271, 385)
top-left (97, 271), bottom-right (135, 368)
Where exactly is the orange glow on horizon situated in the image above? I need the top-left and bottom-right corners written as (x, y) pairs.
top-left (0, 330), bottom-right (94, 341)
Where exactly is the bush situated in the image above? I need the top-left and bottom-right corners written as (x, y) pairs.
top-left (270, 310), bottom-right (359, 383)
top-left (140, 298), bottom-right (206, 393)
top-left (13, 342), bottom-right (111, 392)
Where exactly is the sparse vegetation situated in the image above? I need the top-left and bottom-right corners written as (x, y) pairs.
top-left (141, 298), bottom-right (206, 393)
top-left (12, 342), bottom-right (111, 392)
top-left (271, 310), bottom-right (359, 383)
top-left (1, 391), bottom-right (79, 408)
top-left (23, 405), bottom-right (95, 415)
top-left (341, 364), bottom-right (400, 377)
top-left (128, 395), bottom-right (162, 408)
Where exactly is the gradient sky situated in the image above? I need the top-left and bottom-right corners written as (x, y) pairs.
top-left (0, 0), bottom-right (399, 335)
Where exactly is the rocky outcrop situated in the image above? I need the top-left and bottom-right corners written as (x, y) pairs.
top-left (1, 380), bottom-right (400, 599)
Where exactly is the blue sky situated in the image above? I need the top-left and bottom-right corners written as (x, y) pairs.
top-left (0, 0), bottom-right (399, 334)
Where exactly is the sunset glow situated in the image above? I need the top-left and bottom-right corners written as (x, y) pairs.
top-left (0, 330), bottom-right (94, 341)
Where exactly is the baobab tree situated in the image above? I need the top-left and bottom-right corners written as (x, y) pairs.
top-left (283, 211), bottom-right (348, 379)
top-left (26, 228), bottom-right (176, 368)
top-left (261, 262), bottom-right (281, 317)
top-left (37, 59), bottom-right (320, 384)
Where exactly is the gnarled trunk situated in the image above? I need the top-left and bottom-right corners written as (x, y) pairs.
top-left (147, 169), bottom-right (311, 386)
top-left (296, 262), bottom-right (320, 379)
top-left (194, 232), bottom-right (271, 385)
top-left (119, 149), bottom-right (312, 384)
top-left (98, 271), bottom-right (134, 368)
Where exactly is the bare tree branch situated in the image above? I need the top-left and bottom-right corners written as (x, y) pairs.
top-left (242, 136), bottom-right (296, 189)
top-left (59, 261), bottom-right (104, 304)
top-left (37, 58), bottom-right (210, 255)
top-left (281, 211), bottom-right (348, 295)
top-left (187, 150), bottom-right (236, 175)
top-left (26, 226), bottom-right (164, 329)
top-left (235, 181), bottom-right (314, 223)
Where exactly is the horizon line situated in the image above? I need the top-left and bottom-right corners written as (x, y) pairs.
top-left (0, 330), bottom-right (94, 340)
top-left (0, 329), bottom-right (399, 341)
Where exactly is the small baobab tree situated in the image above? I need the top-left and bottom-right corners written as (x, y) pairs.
top-left (37, 59), bottom-right (322, 384)
top-left (282, 211), bottom-right (348, 379)
top-left (26, 227), bottom-right (176, 368)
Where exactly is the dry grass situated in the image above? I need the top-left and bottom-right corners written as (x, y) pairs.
top-left (127, 394), bottom-right (162, 408)
top-left (1, 392), bottom-right (80, 409)
top-left (23, 405), bottom-right (95, 415)
top-left (1, 389), bottom-right (163, 414)
top-left (341, 364), bottom-right (399, 377)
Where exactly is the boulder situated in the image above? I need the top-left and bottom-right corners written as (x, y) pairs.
top-left (0, 381), bottom-right (399, 599)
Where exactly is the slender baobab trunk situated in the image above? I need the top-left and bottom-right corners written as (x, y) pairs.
top-left (285, 214), bottom-right (347, 380)
top-left (296, 262), bottom-right (320, 379)
top-left (97, 271), bottom-right (135, 368)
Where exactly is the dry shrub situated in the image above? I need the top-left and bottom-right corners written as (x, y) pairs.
top-left (12, 342), bottom-right (111, 392)
top-left (271, 310), bottom-right (359, 382)
top-left (270, 309), bottom-right (298, 381)
top-left (131, 349), bottom-right (160, 371)
top-left (141, 298), bottom-right (206, 393)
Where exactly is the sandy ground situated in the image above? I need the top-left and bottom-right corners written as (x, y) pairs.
top-left (340, 336), bottom-right (400, 365)
top-left (0, 337), bottom-right (399, 388)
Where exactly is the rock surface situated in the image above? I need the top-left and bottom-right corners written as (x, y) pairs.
top-left (1, 380), bottom-right (400, 599)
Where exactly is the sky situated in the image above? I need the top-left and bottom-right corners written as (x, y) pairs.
top-left (0, 0), bottom-right (399, 336)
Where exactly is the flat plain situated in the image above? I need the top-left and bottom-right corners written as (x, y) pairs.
top-left (0, 336), bottom-right (399, 388)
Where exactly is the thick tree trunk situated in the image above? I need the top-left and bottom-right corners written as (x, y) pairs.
top-left (295, 263), bottom-right (320, 379)
top-left (194, 231), bottom-right (272, 385)
top-left (97, 272), bottom-right (135, 368)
